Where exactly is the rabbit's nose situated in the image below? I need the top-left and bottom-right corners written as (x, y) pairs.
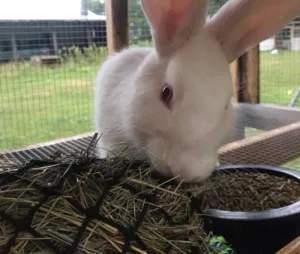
top-left (164, 165), bottom-right (172, 175)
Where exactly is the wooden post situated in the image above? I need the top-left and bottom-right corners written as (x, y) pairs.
top-left (233, 45), bottom-right (260, 103)
top-left (275, 34), bottom-right (281, 49)
top-left (87, 30), bottom-right (93, 46)
top-left (276, 236), bottom-right (300, 254)
top-left (245, 45), bottom-right (260, 103)
top-left (290, 26), bottom-right (295, 42)
top-left (105, 0), bottom-right (129, 54)
top-left (52, 32), bottom-right (58, 54)
top-left (81, 0), bottom-right (88, 16)
top-left (230, 59), bottom-right (239, 103)
top-left (11, 34), bottom-right (18, 60)
top-left (290, 26), bottom-right (296, 51)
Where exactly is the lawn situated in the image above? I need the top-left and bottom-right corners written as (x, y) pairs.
top-left (0, 48), bottom-right (300, 167)
top-left (259, 50), bottom-right (300, 106)
top-left (0, 46), bottom-right (108, 150)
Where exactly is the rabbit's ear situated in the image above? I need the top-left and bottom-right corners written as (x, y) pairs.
top-left (206, 0), bottom-right (300, 63)
top-left (141, 0), bottom-right (208, 58)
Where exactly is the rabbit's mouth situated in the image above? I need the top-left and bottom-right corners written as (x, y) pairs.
top-left (144, 137), bottom-right (219, 183)
top-left (165, 152), bottom-right (218, 183)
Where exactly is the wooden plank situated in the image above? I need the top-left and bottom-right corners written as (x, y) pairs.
top-left (218, 121), bottom-right (300, 166)
top-left (0, 132), bottom-right (94, 154)
top-left (276, 236), bottom-right (300, 254)
top-left (230, 59), bottom-right (239, 103)
top-left (221, 103), bottom-right (300, 143)
top-left (245, 45), bottom-right (260, 103)
top-left (30, 55), bottom-right (60, 66)
top-left (40, 56), bottom-right (59, 60)
top-left (235, 45), bottom-right (260, 103)
top-left (233, 103), bottom-right (300, 131)
top-left (105, 0), bottom-right (129, 54)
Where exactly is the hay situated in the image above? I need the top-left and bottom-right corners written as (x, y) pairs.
top-left (2, 134), bottom-right (299, 253)
top-left (200, 170), bottom-right (300, 212)
top-left (0, 134), bottom-right (222, 254)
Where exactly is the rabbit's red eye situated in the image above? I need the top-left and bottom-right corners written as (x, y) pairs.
top-left (161, 85), bottom-right (173, 107)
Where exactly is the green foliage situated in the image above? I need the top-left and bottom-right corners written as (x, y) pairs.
top-left (87, 0), bottom-right (151, 43)
top-left (87, 0), bottom-right (105, 15)
top-left (57, 44), bottom-right (107, 65)
top-left (85, 0), bottom-right (229, 43)
top-left (127, 0), bottom-right (229, 42)
top-left (131, 40), bottom-right (152, 47)
top-left (1, 40), bottom-right (300, 166)
top-left (0, 45), bottom-right (108, 150)
top-left (208, 0), bottom-right (228, 16)
top-left (128, 0), bottom-right (151, 43)
top-left (127, 0), bottom-right (228, 42)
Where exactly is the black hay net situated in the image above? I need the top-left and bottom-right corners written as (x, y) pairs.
top-left (0, 134), bottom-right (213, 254)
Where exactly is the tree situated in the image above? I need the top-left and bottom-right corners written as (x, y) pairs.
top-left (128, 0), bottom-right (151, 43)
top-left (87, 0), bottom-right (151, 43)
top-left (208, 0), bottom-right (228, 16)
top-left (87, 0), bottom-right (105, 15)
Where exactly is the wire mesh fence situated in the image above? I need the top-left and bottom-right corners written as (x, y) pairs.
top-left (1, 2), bottom-right (300, 253)
top-left (0, 1), bottom-right (108, 150)
top-left (128, 0), bottom-right (151, 45)
top-left (0, 0), bottom-right (299, 162)
top-left (260, 16), bottom-right (300, 107)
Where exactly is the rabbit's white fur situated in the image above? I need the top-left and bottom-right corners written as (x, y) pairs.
top-left (94, 0), bottom-right (234, 182)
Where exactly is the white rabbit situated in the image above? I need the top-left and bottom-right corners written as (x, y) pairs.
top-left (94, 0), bottom-right (233, 182)
top-left (94, 0), bottom-right (297, 182)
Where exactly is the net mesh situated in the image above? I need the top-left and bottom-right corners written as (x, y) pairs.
top-left (0, 135), bottom-right (221, 254)
top-left (0, 1), bottom-right (107, 150)
top-left (0, 1), bottom-right (299, 166)
top-left (0, 1), bottom-right (300, 252)
top-left (260, 16), bottom-right (300, 107)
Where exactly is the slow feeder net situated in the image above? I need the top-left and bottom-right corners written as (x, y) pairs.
top-left (0, 134), bottom-right (233, 254)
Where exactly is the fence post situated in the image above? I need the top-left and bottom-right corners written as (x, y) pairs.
top-left (11, 34), bottom-right (18, 60)
top-left (105, 0), bottom-right (129, 55)
top-left (232, 45), bottom-right (260, 103)
top-left (52, 32), bottom-right (58, 54)
top-left (230, 59), bottom-right (239, 103)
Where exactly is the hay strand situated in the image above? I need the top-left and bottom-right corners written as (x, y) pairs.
top-left (0, 134), bottom-right (220, 254)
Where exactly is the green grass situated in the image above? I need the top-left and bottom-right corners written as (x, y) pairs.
top-left (0, 46), bottom-right (300, 171)
top-left (0, 46), bottom-right (107, 149)
top-left (259, 50), bottom-right (300, 170)
top-left (259, 50), bottom-right (300, 106)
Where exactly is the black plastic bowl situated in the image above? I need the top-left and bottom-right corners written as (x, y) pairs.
top-left (201, 164), bottom-right (300, 254)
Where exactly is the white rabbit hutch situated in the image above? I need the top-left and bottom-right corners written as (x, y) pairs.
top-left (0, 0), bottom-right (300, 253)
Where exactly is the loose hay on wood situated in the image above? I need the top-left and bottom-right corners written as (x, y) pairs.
top-left (0, 134), bottom-right (223, 254)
